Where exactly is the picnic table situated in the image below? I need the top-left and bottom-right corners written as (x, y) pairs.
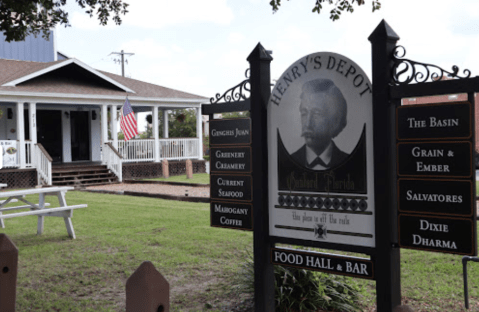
top-left (0, 186), bottom-right (87, 239)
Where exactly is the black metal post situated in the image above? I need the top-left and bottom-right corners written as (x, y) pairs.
top-left (368, 20), bottom-right (402, 311)
top-left (247, 43), bottom-right (275, 312)
top-left (463, 92), bottom-right (478, 311)
top-left (462, 256), bottom-right (479, 309)
top-left (468, 92), bottom-right (477, 258)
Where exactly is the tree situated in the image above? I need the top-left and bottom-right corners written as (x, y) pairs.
top-left (168, 109), bottom-right (197, 138)
top-left (145, 109), bottom-right (198, 139)
top-left (270, 0), bottom-right (381, 21)
top-left (221, 111), bottom-right (250, 119)
top-left (0, 0), bottom-right (129, 42)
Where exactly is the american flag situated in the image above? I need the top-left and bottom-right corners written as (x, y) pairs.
top-left (120, 97), bottom-right (138, 141)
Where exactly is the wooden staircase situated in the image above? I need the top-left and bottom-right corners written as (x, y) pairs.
top-left (52, 163), bottom-right (119, 188)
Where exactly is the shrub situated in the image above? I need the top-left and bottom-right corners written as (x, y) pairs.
top-left (233, 250), bottom-right (362, 312)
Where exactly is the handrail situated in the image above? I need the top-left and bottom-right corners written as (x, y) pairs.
top-left (37, 143), bottom-right (53, 162)
top-left (34, 143), bottom-right (52, 185)
top-left (103, 143), bottom-right (123, 182)
top-left (106, 142), bottom-right (123, 159)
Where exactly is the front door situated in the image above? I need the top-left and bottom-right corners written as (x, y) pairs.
top-left (70, 111), bottom-right (90, 161)
top-left (36, 110), bottom-right (63, 163)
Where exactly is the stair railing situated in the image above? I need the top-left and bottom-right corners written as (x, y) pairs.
top-left (103, 143), bottom-right (123, 182)
top-left (34, 143), bottom-right (52, 185)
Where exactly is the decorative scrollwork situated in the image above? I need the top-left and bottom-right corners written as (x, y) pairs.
top-left (210, 68), bottom-right (251, 104)
top-left (391, 46), bottom-right (471, 85)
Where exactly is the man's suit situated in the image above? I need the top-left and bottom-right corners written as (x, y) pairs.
top-left (291, 141), bottom-right (348, 169)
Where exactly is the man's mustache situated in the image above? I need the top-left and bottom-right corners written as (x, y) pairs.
top-left (301, 130), bottom-right (314, 137)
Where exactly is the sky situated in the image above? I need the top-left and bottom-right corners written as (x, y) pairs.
top-left (55, 0), bottom-right (479, 132)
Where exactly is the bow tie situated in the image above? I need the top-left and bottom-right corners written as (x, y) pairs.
top-left (308, 157), bottom-right (327, 169)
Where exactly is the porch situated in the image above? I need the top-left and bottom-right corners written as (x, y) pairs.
top-left (0, 137), bottom-right (204, 188)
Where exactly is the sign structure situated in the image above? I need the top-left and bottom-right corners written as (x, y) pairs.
top-left (1, 140), bottom-right (17, 168)
top-left (396, 102), bottom-right (477, 255)
top-left (271, 247), bottom-right (374, 279)
top-left (267, 52), bottom-right (376, 249)
top-left (210, 118), bottom-right (253, 230)
top-left (210, 146), bottom-right (251, 174)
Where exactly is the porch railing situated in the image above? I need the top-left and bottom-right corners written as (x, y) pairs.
top-left (103, 143), bottom-right (123, 182)
top-left (113, 138), bottom-right (199, 162)
top-left (160, 138), bottom-right (199, 160)
top-left (117, 139), bottom-right (155, 163)
top-left (25, 141), bottom-right (33, 168)
top-left (34, 143), bottom-right (52, 185)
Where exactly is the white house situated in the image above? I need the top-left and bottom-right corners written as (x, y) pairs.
top-left (0, 32), bottom-right (207, 189)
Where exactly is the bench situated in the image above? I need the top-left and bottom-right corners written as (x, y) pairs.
top-left (0, 184), bottom-right (26, 205)
top-left (0, 186), bottom-right (87, 239)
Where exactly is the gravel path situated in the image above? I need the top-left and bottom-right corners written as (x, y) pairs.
top-left (85, 182), bottom-right (210, 198)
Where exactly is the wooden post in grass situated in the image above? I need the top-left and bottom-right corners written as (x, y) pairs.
top-left (185, 159), bottom-right (193, 179)
top-left (0, 234), bottom-right (18, 312)
top-left (126, 261), bottom-right (169, 312)
top-left (162, 159), bottom-right (169, 179)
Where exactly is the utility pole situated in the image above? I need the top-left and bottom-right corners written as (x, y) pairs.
top-left (110, 50), bottom-right (134, 77)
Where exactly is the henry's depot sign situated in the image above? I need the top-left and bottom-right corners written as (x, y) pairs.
top-left (267, 52), bottom-right (376, 248)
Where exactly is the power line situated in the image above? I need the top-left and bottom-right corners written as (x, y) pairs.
top-left (109, 50), bottom-right (134, 77)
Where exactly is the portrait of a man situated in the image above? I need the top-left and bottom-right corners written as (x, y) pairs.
top-left (291, 78), bottom-right (349, 170)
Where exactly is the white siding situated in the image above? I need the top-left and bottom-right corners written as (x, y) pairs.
top-left (6, 107), bottom-right (16, 140)
top-left (0, 105), bottom-right (7, 139)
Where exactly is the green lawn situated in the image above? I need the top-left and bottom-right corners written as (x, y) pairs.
top-left (0, 190), bottom-right (250, 311)
top-left (2, 187), bottom-right (479, 311)
top-left (144, 173), bottom-right (210, 185)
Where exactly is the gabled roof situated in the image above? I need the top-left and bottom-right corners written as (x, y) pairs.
top-left (0, 58), bottom-right (207, 102)
top-left (1, 58), bottom-right (135, 93)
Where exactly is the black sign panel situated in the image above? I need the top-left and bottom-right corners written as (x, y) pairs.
top-left (399, 214), bottom-right (475, 255)
top-left (398, 179), bottom-right (473, 217)
top-left (210, 201), bottom-right (252, 230)
top-left (271, 248), bottom-right (374, 279)
top-left (209, 118), bottom-right (251, 146)
top-left (397, 102), bottom-right (471, 141)
top-left (397, 141), bottom-right (472, 178)
top-left (210, 174), bottom-right (252, 202)
top-left (210, 147), bottom-right (251, 174)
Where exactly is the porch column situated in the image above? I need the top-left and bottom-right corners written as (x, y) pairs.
top-left (16, 102), bottom-right (25, 168)
top-left (196, 107), bottom-right (203, 160)
top-left (28, 103), bottom-right (37, 169)
top-left (153, 106), bottom-right (160, 162)
top-left (101, 104), bottom-right (108, 164)
top-left (101, 104), bottom-right (108, 144)
top-left (163, 109), bottom-right (169, 138)
top-left (28, 102), bottom-right (37, 144)
top-left (111, 105), bottom-right (118, 149)
top-left (135, 112), bottom-right (139, 139)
